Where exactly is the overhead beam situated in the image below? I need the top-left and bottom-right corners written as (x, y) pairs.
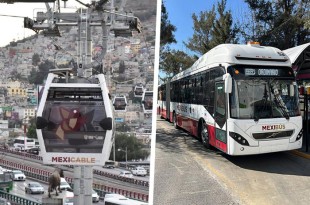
top-left (0, 0), bottom-right (56, 3)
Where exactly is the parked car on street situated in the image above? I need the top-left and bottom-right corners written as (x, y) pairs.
top-left (60, 178), bottom-right (72, 191)
top-left (92, 189), bottom-right (100, 203)
top-left (118, 171), bottom-right (133, 178)
top-left (26, 147), bottom-right (40, 155)
top-left (12, 170), bottom-right (26, 181)
top-left (131, 166), bottom-right (147, 176)
top-left (0, 166), bottom-right (11, 172)
top-left (25, 182), bottom-right (44, 194)
top-left (103, 164), bottom-right (115, 169)
top-left (103, 160), bottom-right (115, 169)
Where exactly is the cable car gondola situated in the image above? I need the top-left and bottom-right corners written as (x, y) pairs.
top-left (134, 84), bottom-right (144, 97)
top-left (36, 72), bottom-right (114, 165)
top-left (142, 90), bottom-right (153, 114)
top-left (113, 95), bottom-right (127, 112)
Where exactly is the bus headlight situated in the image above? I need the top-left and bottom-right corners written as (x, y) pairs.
top-left (229, 132), bottom-right (250, 146)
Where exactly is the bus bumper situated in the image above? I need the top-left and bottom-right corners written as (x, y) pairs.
top-left (229, 138), bottom-right (302, 155)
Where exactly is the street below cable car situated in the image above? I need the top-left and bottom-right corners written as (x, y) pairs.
top-left (153, 118), bottom-right (310, 205)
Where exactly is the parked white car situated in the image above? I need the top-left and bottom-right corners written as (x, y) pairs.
top-left (92, 189), bottom-right (100, 203)
top-left (12, 170), bottom-right (26, 181)
top-left (131, 166), bottom-right (147, 176)
top-left (60, 178), bottom-right (72, 191)
top-left (0, 166), bottom-right (11, 172)
top-left (119, 171), bottom-right (133, 178)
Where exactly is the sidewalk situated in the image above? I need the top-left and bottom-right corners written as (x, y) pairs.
top-left (290, 140), bottom-right (310, 159)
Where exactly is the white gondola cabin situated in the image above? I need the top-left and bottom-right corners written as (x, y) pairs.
top-left (134, 84), bottom-right (144, 97)
top-left (36, 72), bottom-right (114, 165)
top-left (142, 90), bottom-right (153, 114)
top-left (113, 95), bottom-right (127, 112)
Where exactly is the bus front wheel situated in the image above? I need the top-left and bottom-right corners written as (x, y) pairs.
top-left (199, 121), bottom-right (210, 149)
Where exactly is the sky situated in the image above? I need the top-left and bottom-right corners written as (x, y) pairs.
top-left (0, 0), bottom-right (85, 47)
top-left (164, 0), bottom-right (250, 54)
top-left (0, 1), bottom-right (250, 48)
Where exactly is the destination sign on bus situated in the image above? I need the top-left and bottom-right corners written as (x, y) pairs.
top-left (229, 66), bottom-right (294, 78)
top-left (245, 68), bottom-right (279, 76)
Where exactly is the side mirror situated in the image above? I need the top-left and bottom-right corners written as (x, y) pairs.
top-left (223, 73), bottom-right (232, 93)
top-left (289, 84), bottom-right (295, 97)
top-left (142, 100), bottom-right (145, 103)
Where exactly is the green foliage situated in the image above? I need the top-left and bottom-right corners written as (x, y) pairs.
top-left (32, 53), bottom-right (40, 66)
top-left (243, 0), bottom-right (310, 49)
top-left (26, 117), bottom-right (37, 139)
top-left (116, 123), bottom-right (131, 132)
top-left (26, 124), bottom-right (37, 139)
top-left (211, 0), bottom-right (239, 47)
top-left (119, 60), bottom-right (126, 74)
top-left (28, 68), bottom-right (38, 85)
top-left (112, 133), bottom-right (149, 161)
top-left (28, 60), bottom-right (55, 85)
top-left (160, 1), bottom-right (177, 47)
top-left (160, 49), bottom-right (196, 75)
top-left (184, 0), bottom-right (238, 55)
top-left (10, 70), bottom-right (25, 81)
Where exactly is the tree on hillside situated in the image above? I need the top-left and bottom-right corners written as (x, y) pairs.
top-left (111, 133), bottom-right (149, 161)
top-left (119, 60), bottom-right (126, 74)
top-left (10, 70), bottom-right (25, 81)
top-left (184, 0), bottom-right (238, 55)
top-left (26, 117), bottom-right (37, 139)
top-left (28, 60), bottom-right (55, 85)
top-left (243, 0), bottom-right (310, 49)
top-left (32, 53), bottom-right (40, 66)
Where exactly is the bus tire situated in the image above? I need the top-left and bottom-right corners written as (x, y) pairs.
top-left (199, 120), bottom-right (210, 149)
top-left (173, 113), bottom-right (179, 129)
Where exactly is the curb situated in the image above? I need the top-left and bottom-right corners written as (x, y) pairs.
top-left (290, 150), bottom-right (310, 159)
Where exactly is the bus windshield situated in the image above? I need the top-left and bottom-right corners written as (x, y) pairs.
top-left (229, 67), bottom-right (299, 120)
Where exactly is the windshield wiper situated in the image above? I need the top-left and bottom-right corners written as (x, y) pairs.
top-left (273, 96), bottom-right (290, 119)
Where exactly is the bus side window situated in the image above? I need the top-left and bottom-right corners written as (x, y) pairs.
top-left (204, 71), bottom-right (210, 107)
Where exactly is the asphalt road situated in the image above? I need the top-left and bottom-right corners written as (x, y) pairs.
top-left (153, 118), bottom-right (310, 205)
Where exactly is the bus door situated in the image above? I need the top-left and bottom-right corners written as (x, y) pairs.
top-left (214, 82), bottom-right (227, 152)
top-left (166, 82), bottom-right (170, 120)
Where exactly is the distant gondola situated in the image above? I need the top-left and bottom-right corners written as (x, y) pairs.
top-left (142, 90), bottom-right (153, 114)
top-left (134, 84), bottom-right (144, 97)
top-left (36, 72), bottom-right (114, 165)
top-left (113, 95), bottom-right (127, 112)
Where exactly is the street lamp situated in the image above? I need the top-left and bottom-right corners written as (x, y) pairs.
top-left (117, 146), bottom-right (127, 169)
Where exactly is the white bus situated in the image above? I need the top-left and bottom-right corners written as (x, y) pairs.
top-left (165, 42), bottom-right (303, 155)
top-left (13, 137), bottom-right (36, 151)
top-left (103, 194), bottom-right (148, 205)
top-left (157, 83), bottom-right (170, 119)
